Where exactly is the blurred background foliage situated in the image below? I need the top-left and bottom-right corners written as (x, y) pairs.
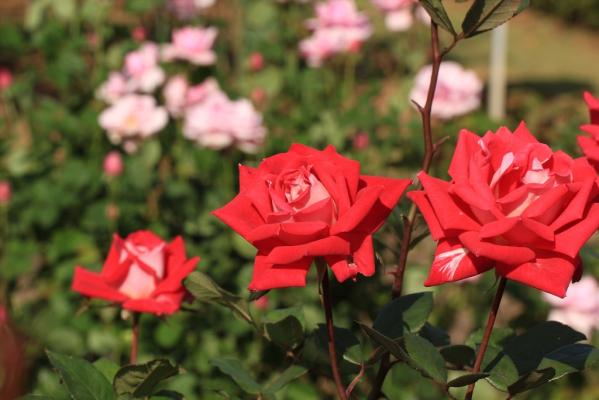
top-left (0, 0), bottom-right (598, 399)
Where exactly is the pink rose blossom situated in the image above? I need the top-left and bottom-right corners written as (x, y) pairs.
top-left (352, 132), bottom-right (369, 150)
top-left (250, 87), bottom-right (267, 106)
top-left (99, 94), bottom-right (168, 152)
top-left (103, 151), bottom-right (124, 177)
top-left (543, 276), bottom-right (599, 338)
top-left (96, 72), bottom-right (129, 104)
top-left (0, 181), bottom-right (11, 205)
top-left (183, 87), bottom-right (266, 153)
top-left (163, 75), bottom-right (221, 117)
top-left (124, 43), bottom-right (165, 92)
top-left (132, 27), bottom-right (147, 42)
top-left (249, 52), bottom-right (264, 72)
top-left (410, 61), bottom-right (483, 120)
top-left (372, 0), bottom-right (429, 31)
top-left (186, 78), bottom-right (220, 105)
top-left (0, 68), bottom-right (13, 91)
top-left (162, 26), bottom-right (218, 65)
top-left (300, 0), bottom-right (371, 67)
top-left (168, 0), bottom-right (216, 19)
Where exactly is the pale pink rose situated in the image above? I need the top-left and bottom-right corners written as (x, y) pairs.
top-left (124, 43), bottom-right (165, 92)
top-left (543, 276), bottom-right (599, 338)
top-left (132, 27), bottom-right (147, 42)
top-left (300, 0), bottom-right (371, 67)
top-left (168, 0), bottom-right (216, 19)
top-left (103, 151), bottom-right (124, 177)
top-left (372, 0), bottom-right (429, 31)
top-left (96, 72), bottom-right (129, 104)
top-left (410, 61), bottom-right (483, 120)
top-left (352, 132), bottom-right (369, 150)
top-left (186, 78), bottom-right (221, 106)
top-left (385, 9), bottom-right (413, 31)
top-left (162, 26), bottom-right (218, 65)
top-left (99, 94), bottom-right (168, 152)
top-left (0, 181), bottom-right (11, 205)
top-left (0, 68), bottom-right (13, 91)
top-left (183, 93), bottom-right (266, 153)
top-left (163, 75), bottom-right (190, 117)
top-left (415, 5), bottom-right (431, 25)
top-left (249, 52), bottom-right (264, 72)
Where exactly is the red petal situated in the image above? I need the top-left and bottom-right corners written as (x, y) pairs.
top-left (325, 234), bottom-right (375, 282)
top-left (448, 129), bottom-right (482, 182)
top-left (100, 234), bottom-right (128, 284)
top-left (248, 252), bottom-right (312, 290)
top-left (554, 203), bottom-right (599, 258)
top-left (72, 267), bottom-right (127, 302)
top-left (123, 294), bottom-right (183, 315)
top-left (153, 257), bottom-right (199, 296)
top-left (331, 185), bottom-right (383, 234)
top-left (212, 194), bottom-right (265, 242)
top-left (425, 239), bottom-right (492, 286)
top-left (239, 164), bottom-right (258, 192)
top-left (265, 236), bottom-right (350, 264)
top-left (458, 231), bottom-right (535, 264)
top-left (408, 191), bottom-right (445, 240)
top-left (550, 179), bottom-right (595, 231)
top-left (247, 221), bottom-right (329, 248)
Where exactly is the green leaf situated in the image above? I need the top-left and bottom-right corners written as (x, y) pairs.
top-left (211, 358), bottom-right (262, 394)
top-left (359, 323), bottom-right (409, 361)
top-left (302, 325), bottom-right (360, 374)
top-left (440, 345), bottom-right (475, 368)
top-left (264, 365), bottom-right (308, 394)
top-left (264, 315), bottom-right (304, 349)
top-left (46, 350), bottom-right (115, 400)
top-left (419, 323), bottom-right (450, 347)
top-left (248, 290), bottom-right (269, 302)
top-left (373, 292), bottom-right (433, 339)
top-left (93, 358), bottom-right (120, 382)
top-left (537, 343), bottom-right (599, 381)
top-left (507, 369), bottom-right (555, 395)
top-left (466, 326), bottom-right (514, 348)
top-left (19, 396), bottom-right (57, 400)
top-left (404, 332), bottom-right (448, 383)
top-left (419, 0), bottom-right (457, 35)
top-left (113, 359), bottom-right (179, 397)
top-left (447, 373), bottom-right (490, 387)
top-left (462, 0), bottom-right (530, 37)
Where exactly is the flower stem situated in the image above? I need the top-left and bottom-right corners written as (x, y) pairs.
top-left (318, 260), bottom-right (348, 400)
top-left (465, 277), bottom-right (507, 400)
top-left (130, 312), bottom-right (140, 364)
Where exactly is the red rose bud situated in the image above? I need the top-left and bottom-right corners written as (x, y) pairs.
top-left (72, 231), bottom-right (200, 315)
top-left (0, 68), bottom-right (13, 91)
top-left (577, 91), bottom-right (599, 170)
top-left (0, 181), bottom-right (11, 205)
top-left (132, 27), bottom-right (147, 42)
top-left (250, 87), bottom-right (267, 106)
top-left (408, 122), bottom-right (599, 297)
top-left (352, 132), bottom-right (369, 150)
top-left (213, 144), bottom-right (410, 291)
top-left (249, 52), bottom-right (264, 72)
top-left (103, 151), bottom-right (124, 177)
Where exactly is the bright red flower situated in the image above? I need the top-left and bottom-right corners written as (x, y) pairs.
top-left (409, 123), bottom-right (599, 297)
top-left (577, 91), bottom-right (599, 169)
top-left (72, 231), bottom-right (199, 315)
top-left (213, 144), bottom-right (410, 291)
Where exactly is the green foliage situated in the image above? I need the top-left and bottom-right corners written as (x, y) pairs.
top-left (113, 359), bottom-right (179, 397)
top-left (462, 0), bottom-right (530, 37)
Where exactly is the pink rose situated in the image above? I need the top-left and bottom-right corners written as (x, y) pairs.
top-left (96, 72), bottom-right (129, 104)
top-left (124, 43), bottom-right (165, 92)
top-left (577, 92), bottom-right (599, 170)
top-left (0, 181), bottom-right (11, 205)
top-left (300, 0), bottom-right (372, 67)
top-left (163, 75), bottom-right (190, 117)
top-left (352, 132), bottom-right (369, 150)
top-left (543, 276), bottom-right (599, 337)
top-left (72, 231), bottom-right (199, 315)
top-left (103, 151), bottom-right (124, 177)
top-left (0, 68), bottom-right (13, 91)
top-left (132, 27), bottom-right (147, 42)
top-left (183, 90), bottom-right (266, 153)
top-left (99, 94), bottom-right (168, 152)
top-left (410, 61), bottom-right (483, 120)
top-left (162, 26), bottom-right (218, 65)
top-left (249, 52), bottom-right (264, 72)
top-left (168, 0), bottom-right (216, 19)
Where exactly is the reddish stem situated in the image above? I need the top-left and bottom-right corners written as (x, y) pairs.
top-left (130, 313), bottom-right (140, 364)
top-left (320, 264), bottom-right (348, 400)
top-left (465, 277), bottom-right (507, 400)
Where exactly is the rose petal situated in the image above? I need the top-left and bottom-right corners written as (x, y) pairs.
top-left (554, 203), bottom-right (599, 258)
top-left (123, 294), bottom-right (183, 315)
top-left (239, 165), bottom-right (258, 192)
top-left (458, 231), bottom-right (535, 264)
top-left (331, 185), bottom-right (383, 234)
top-left (408, 191), bottom-right (445, 240)
top-left (424, 239), bottom-right (492, 286)
top-left (265, 236), bottom-right (350, 264)
top-left (246, 221), bottom-right (329, 248)
top-left (248, 252), bottom-right (312, 290)
top-left (326, 234), bottom-right (375, 282)
top-left (550, 179), bottom-right (595, 231)
top-left (153, 257), bottom-right (199, 296)
top-left (72, 267), bottom-right (128, 302)
top-left (213, 194), bottom-right (265, 241)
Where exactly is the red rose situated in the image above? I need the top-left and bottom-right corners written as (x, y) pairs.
top-left (72, 231), bottom-right (199, 315)
top-left (577, 91), bottom-right (599, 169)
top-left (213, 144), bottom-right (410, 290)
top-left (409, 123), bottom-right (599, 297)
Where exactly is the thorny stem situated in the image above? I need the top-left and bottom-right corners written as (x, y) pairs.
top-left (368, 22), bottom-right (446, 400)
top-left (130, 312), bottom-right (140, 364)
top-left (318, 260), bottom-right (348, 400)
top-left (465, 277), bottom-right (507, 400)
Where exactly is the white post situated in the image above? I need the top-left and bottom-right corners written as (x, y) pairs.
top-left (488, 23), bottom-right (508, 121)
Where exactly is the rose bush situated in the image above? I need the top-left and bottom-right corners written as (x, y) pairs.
top-left (72, 231), bottom-right (199, 315)
top-left (213, 144), bottom-right (410, 290)
top-left (409, 123), bottom-right (599, 296)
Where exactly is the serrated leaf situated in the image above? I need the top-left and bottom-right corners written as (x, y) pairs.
top-left (264, 365), bottom-right (308, 394)
top-left (404, 332), bottom-right (448, 383)
top-left (264, 315), bottom-right (304, 349)
top-left (373, 292), bottom-right (433, 339)
top-left (46, 350), bottom-right (115, 400)
top-left (113, 359), bottom-right (179, 397)
top-left (440, 345), bottom-right (475, 368)
top-left (447, 373), bottom-right (490, 387)
top-left (211, 358), bottom-right (262, 394)
top-left (419, 0), bottom-right (457, 35)
top-left (462, 0), bottom-right (529, 37)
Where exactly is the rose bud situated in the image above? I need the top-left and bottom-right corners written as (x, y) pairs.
top-left (250, 87), bottom-right (266, 106)
top-left (249, 52), bottom-right (264, 72)
top-left (213, 144), bottom-right (410, 291)
top-left (352, 132), bottom-right (369, 150)
top-left (132, 27), bottom-right (147, 42)
top-left (0, 68), bottom-right (13, 91)
top-left (72, 231), bottom-right (200, 315)
top-left (0, 181), bottom-right (11, 205)
top-left (408, 122), bottom-right (599, 297)
top-left (103, 151), bottom-right (124, 177)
